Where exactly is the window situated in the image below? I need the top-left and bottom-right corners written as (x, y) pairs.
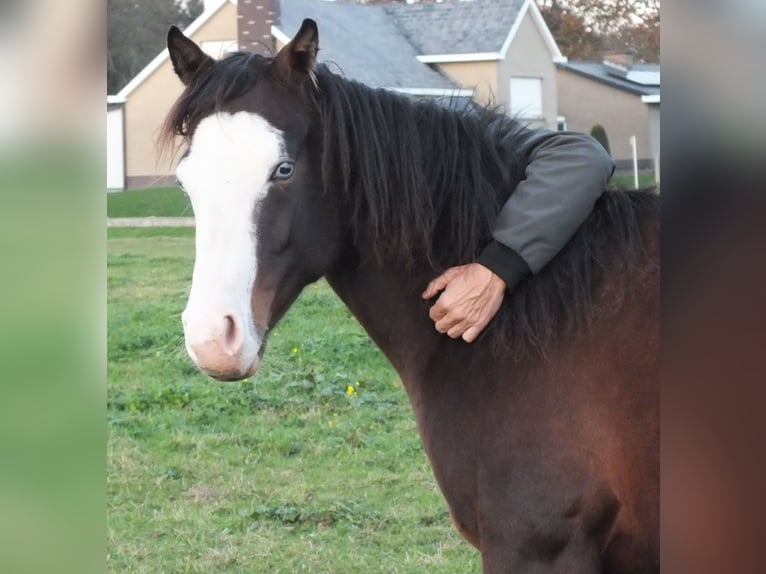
top-left (510, 77), bottom-right (543, 119)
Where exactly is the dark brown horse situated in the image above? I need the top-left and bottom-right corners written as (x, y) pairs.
top-left (162, 20), bottom-right (659, 573)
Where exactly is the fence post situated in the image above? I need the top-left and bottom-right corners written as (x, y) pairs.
top-left (654, 153), bottom-right (660, 185)
top-left (630, 135), bottom-right (639, 189)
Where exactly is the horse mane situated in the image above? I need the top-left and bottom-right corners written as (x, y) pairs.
top-left (159, 53), bottom-right (660, 358)
top-left (313, 66), bottom-right (526, 269)
top-left (311, 68), bottom-right (659, 357)
top-left (158, 51), bottom-right (271, 157)
top-left (494, 189), bottom-right (658, 357)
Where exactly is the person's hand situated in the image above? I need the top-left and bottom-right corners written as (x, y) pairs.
top-left (421, 263), bottom-right (506, 342)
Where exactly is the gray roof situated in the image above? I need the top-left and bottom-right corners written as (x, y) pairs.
top-left (279, 0), bottom-right (460, 91)
top-left (386, 0), bottom-right (527, 56)
top-left (557, 61), bottom-right (661, 97)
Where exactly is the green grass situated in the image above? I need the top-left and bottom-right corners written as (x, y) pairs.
top-left (107, 227), bottom-right (195, 239)
top-left (107, 187), bottom-right (192, 217)
top-left (108, 171), bottom-right (657, 220)
top-left (609, 171), bottom-right (657, 190)
top-left (107, 228), bottom-right (478, 573)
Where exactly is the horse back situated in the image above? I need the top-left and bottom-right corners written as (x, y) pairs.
top-left (413, 199), bottom-right (659, 571)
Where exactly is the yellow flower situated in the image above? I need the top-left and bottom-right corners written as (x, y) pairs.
top-left (292, 347), bottom-right (298, 354)
top-left (346, 385), bottom-right (356, 396)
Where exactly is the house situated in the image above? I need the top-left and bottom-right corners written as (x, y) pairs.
top-left (273, 0), bottom-right (468, 96)
top-left (274, 0), bottom-right (565, 122)
top-left (107, 0), bottom-right (238, 190)
top-left (382, 0), bottom-right (565, 127)
top-left (107, 0), bottom-right (565, 189)
top-left (556, 56), bottom-right (660, 167)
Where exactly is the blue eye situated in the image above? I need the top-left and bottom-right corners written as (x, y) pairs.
top-left (272, 161), bottom-right (295, 181)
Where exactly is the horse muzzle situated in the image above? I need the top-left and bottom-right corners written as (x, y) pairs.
top-left (181, 307), bottom-right (264, 381)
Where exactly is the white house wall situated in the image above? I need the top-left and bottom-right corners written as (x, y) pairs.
top-left (502, 10), bottom-right (558, 130)
top-left (120, 0), bottom-right (237, 187)
top-left (107, 107), bottom-right (125, 190)
top-left (557, 67), bottom-right (653, 161)
top-left (647, 103), bottom-right (660, 165)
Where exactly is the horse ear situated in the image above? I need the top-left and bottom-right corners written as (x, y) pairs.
top-left (274, 19), bottom-right (318, 84)
top-left (167, 26), bottom-right (214, 86)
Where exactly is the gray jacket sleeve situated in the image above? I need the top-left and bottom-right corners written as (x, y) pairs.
top-left (475, 128), bottom-right (614, 292)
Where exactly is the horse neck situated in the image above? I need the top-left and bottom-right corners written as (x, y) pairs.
top-left (325, 249), bottom-right (443, 386)
top-left (316, 78), bottom-right (511, 387)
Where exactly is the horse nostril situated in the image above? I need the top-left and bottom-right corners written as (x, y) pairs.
top-left (223, 314), bottom-right (243, 355)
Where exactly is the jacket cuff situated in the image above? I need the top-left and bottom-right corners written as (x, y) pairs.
top-left (476, 241), bottom-right (532, 293)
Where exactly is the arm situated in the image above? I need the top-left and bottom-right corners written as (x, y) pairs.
top-left (423, 128), bottom-right (615, 342)
top-left (475, 128), bottom-right (615, 291)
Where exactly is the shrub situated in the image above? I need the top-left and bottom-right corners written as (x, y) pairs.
top-left (590, 124), bottom-right (611, 155)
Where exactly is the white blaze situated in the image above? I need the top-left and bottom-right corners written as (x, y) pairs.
top-left (177, 112), bottom-right (283, 371)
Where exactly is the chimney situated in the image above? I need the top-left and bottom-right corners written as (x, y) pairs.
top-left (238, 0), bottom-right (279, 55)
top-left (602, 51), bottom-right (635, 70)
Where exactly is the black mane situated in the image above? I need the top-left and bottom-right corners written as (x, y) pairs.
top-left (160, 51), bottom-right (270, 151)
top-left (161, 53), bottom-right (660, 357)
top-left (313, 66), bottom-right (528, 269)
top-left (311, 68), bottom-right (658, 356)
top-left (162, 53), bottom-right (526, 269)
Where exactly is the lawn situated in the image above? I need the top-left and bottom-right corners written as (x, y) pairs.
top-left (610, 171), bottom-right (657, 190)
top-left (107, 228), bottom-right (478, 573)
top-left (107, 170), bottom-right (655, 219)
top-left (107, 186), bottom-right (192, 217)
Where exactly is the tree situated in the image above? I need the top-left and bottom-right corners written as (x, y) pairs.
top-left (107, 0), bottom-right (203, 94)
top-left (575, 0), bottom-right (659, 62)
top-left (590, 124), bottom-right (611, 155)
top-left (536, 1), bottom-right (603, 60)
top-left (601, 19), bottom-right (660, 63)
top-left (537, 0), bottom-right (659, 62)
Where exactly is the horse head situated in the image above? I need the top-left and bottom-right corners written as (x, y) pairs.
top-left (166, 20), bottom-right (340, 381)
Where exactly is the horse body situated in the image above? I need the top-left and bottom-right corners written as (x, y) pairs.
top-left (327, 224), bottom-right (659, 572)
top-left (163, 20), bottom-right (659, 573)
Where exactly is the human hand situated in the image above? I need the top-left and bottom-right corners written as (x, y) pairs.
top-left (421, 263), bottom-right (506, 342)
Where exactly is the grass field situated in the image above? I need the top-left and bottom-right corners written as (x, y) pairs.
top-left (107, 187), bottom-right (191, 217)
top-left (610, 172), bottom-right (657, 190)
top-left (107, 228), bottom-right (478, 573)
top-left (107, 170), bottom-right (655, 218)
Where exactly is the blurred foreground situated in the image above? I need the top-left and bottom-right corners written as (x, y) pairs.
top-left (0, 1), bottom-right (103, 573)
top-left (662, 1), bottom-right (766, 572)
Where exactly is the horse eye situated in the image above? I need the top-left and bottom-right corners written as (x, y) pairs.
top-left (272, 161), bottom-right (295, 181)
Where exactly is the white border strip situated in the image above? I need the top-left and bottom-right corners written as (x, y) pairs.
top-left (415, 0), bottom-right (565, 64)
top-left (528, 0), bottom-right (567, 63)
top-left (417, 52), bottom-right (500, 63)
top-left (389, 87), bottom-right (474, 97)
top-left (115, 0), bottom-right (236, 100)
top-left (499, 0), bottom-right (530, 59)
top-left (641, 94), bottom-right (660, 103)
top-left (271, 25), bottom-right (291, 46)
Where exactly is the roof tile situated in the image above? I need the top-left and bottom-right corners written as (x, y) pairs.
top-left (558, 60), bottom-right (660, 97)
top-left (279, 0), bottom-right (461, 90)
top-left (386, 0), bottom-right (527, 56)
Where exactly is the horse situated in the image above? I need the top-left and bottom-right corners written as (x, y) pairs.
top-left (162, 20), bottom-right (659, 573)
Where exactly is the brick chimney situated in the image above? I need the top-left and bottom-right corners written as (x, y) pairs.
top-left (602, 51), bottom-right (635, 70)
top-left (238, 0), bottom-right (279, 54)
